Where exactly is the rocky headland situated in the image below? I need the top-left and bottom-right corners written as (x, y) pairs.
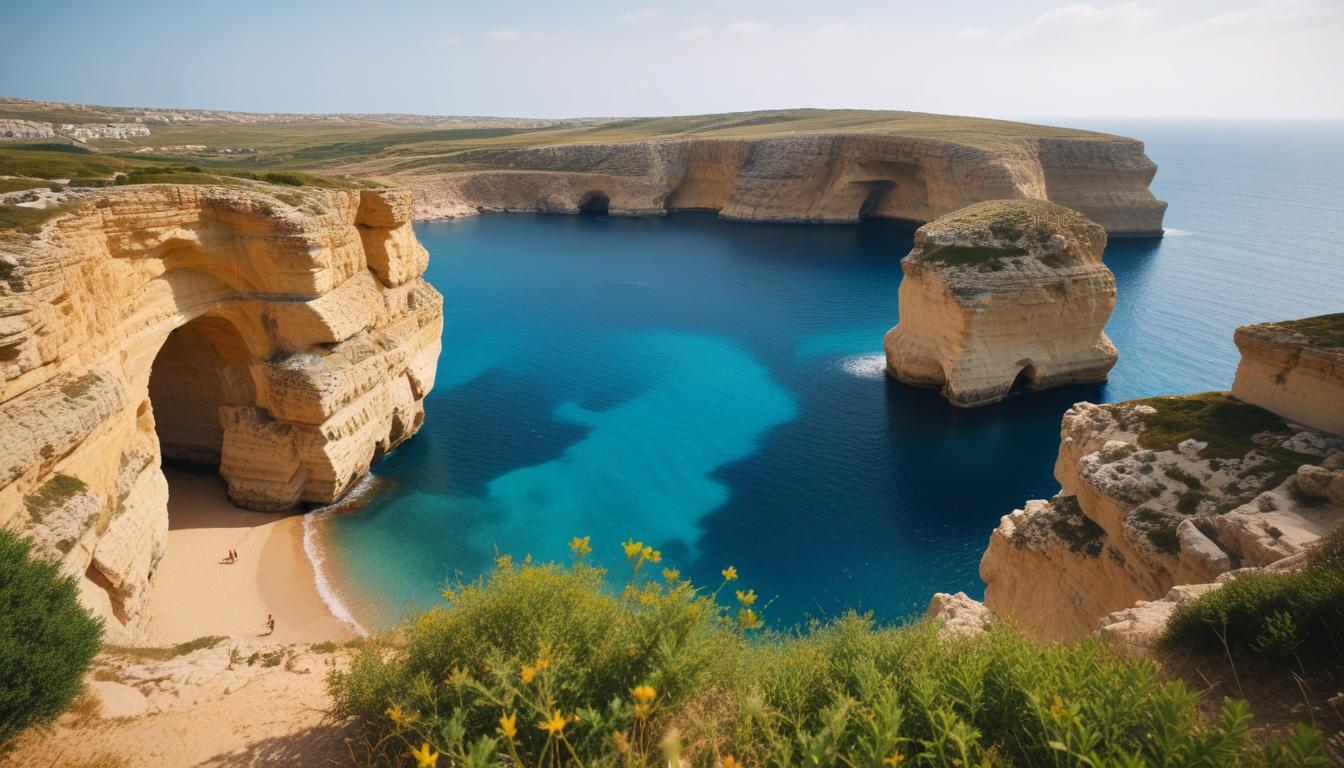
top-left (0, 184), bottom-right (443, 641)
top-left (883, 200), bottom-right (1118, 407)
top-left (971, 315), bottom-right (1344, 643)
top-left (408, 131), bottom-right (1167, 236)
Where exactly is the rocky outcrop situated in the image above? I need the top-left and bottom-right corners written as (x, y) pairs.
top-left (0, 184), bottom-right (442, 639)
top-left (1232, 314), bottom-right (1344, 437)
top-left (925, 591), bottom-right (994, 638)
top-left (408, 131), bottom-right (1167, 236)
top-left (980, 394), bottom-right (1344, 642)
top-left (883, 200), bottom-right (1118, 407)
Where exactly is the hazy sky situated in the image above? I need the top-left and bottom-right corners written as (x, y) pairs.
top-left (4, 0), bottom-right (1342, 119)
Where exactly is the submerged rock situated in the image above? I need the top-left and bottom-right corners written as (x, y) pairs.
top-left (884, 200), bottom-right (1118, 407)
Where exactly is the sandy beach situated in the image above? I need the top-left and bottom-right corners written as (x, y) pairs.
top-left (139, 467), bottom-right (355, 646)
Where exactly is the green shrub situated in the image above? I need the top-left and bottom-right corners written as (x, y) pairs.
top-left (330, 538), bottom-right (1326, 767)
top-left (1165, 531), bottom-right (1344, 664)
top-left (0, 529), bottom-right (103, 746)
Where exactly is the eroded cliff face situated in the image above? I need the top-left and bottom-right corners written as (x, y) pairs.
top-left (409, 133), bottom-right (1166, 236)
top-left (1232, 314), bottom-right (1344, 437)
top-left (883, 200), bottom-right (1118, 407)
top-left (0, 185), bottom-right (442, 639)
top-left (980, 394), bottom-right (1344, 642)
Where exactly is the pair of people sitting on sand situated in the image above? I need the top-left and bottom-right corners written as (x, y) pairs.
top-left (222, 549), bottom-right (239, 564)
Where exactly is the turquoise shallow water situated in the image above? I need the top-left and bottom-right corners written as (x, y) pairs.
top-left (315, 122), bottom-right (1344, 630)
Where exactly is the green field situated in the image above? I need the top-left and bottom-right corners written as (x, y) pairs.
top-left (1, 98), bottom-right (1123, 188)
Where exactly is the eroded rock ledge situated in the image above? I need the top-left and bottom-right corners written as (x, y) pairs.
top-left (408, 132), bottom-right (1167, 236)
top-left (975, 312), bottom-right (1344, 643)
top-left (884, 200), bottom-right (1118, 407)
top-left (0, 184), bottom-right (442, 639)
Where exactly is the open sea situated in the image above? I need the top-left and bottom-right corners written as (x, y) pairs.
top-left (307, 121), bottom-right (1344, 633)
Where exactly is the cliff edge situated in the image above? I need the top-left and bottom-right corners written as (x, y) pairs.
top-left (978, 314), bottom-right (1344, 642)
top-left (0, 184), bottom-right (443, 640)
top-left (408, 129), bottom-right (1167, 236)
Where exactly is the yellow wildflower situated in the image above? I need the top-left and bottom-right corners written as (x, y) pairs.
top-left (622, 538), bottom-right (645, 560)
top-left (722, 757), bottom-right (741, 768)
top-left (498, 711), bottom-right (518, 740)
top-left (738, 608), bottom-right (762, 631)
top-left (539, 710), bottom-right (568, 735)
top-left (385, 702), bottom-right (414, 727)
top-left (883, 752), bottom-right (904, 767)
top-left (495, 554), bottom-right (513, 570)
top-left (441, 586), bottom-right (455, 601)
top-left (662, 567), bottom-right (681, 582)
top-left (632, 684), bottom-right (656, 704)
top-left (638, 591), bottom-right (655, 605)
top-left (1050, 694), bottom-right (1073, 721)
top-left (521, 664), bottom-right (539, 684)
top-left (570, 536), bottom-right (592, 557)
top-left (409, 742), bottom-right (439, 768)
top-left (722, 566), bottom-right (738, 582)
top-left (735, 589), bottom-right (757, 607)
top-left (642, 545), bottom-right (662, 563)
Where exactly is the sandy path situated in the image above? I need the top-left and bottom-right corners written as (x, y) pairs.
top-left (139, 467), bottom-right (354, 645)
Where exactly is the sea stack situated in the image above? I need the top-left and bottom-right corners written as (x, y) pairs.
top-left (884, 200), bottom-right (1118, 407)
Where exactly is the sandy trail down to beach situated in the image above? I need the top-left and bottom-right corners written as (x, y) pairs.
top-left (141, 467), bottom-right (355, 645)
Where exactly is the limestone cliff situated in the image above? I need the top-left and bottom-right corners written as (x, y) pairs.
top-left (1232, 314), bottom-right (1344, 437)
top-left (979, 391), bottom-right (1344, 642)
top-left (883, 200), bottom-right (1118, 407)
top-left (0, 184), bottom-right (442, 639)
top-left (408, 133), bottom-right (1167, 236)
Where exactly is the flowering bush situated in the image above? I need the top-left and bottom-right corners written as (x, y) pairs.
top-left (329, 536), bottom-right (1328, 767)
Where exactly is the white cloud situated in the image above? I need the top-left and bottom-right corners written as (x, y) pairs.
top-left (1002, 2), bottom-right (1161, 41)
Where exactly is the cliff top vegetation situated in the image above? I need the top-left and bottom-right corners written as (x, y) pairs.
top-left (1, 97), bottom-right (1134, 187)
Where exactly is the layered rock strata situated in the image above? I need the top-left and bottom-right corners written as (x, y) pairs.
top-left (883, 200), bottom-right (1118, 407)
top-left (980, 394), bottom-right (1344, 642)
top-left (409, 133), bottom-right (1167, 236)
top-left (1232, 314), bottom-right (1344, 436)
top-left (0, 184), bottom-right (442, 639)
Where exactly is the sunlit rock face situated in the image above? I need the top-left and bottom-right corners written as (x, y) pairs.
top-left (979, 394), bottom-right (1344, 643)
top-left (1231, 314), bottom-right (1344, 437)
top-left (883, 200), bottom-right (1118, 408)
top-left (408, 132), bottom-right (1167, 236)
top-left (0, 185), bottom-right (442, 639)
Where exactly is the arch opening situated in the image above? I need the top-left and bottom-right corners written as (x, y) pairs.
top-left (577, 190), bottom-right (611, 215)
top-left (1009, 363), bottom-right (1038, 394)
top-left (148, 313), bottom-right (258, 467)
top-left (858, 180), bottom-right (897, 220)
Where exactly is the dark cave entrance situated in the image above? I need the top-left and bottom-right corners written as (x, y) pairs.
top-left (577, 190), bottom-right (611, 215)
top-left (857, 181), bottom-right (897, 220)
top-left (147, 313), bottom-right (257, 468)
top-left (1009, 364), bottom-right (1038, 395)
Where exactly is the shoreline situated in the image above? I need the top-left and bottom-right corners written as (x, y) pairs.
top-left (137, 467), bottom-right (356, 646)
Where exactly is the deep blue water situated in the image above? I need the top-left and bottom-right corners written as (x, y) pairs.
top-left (316, 122), bottom-right (1344, 630)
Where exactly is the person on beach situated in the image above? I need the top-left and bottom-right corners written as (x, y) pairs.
top-left (267, 615), bottom-right (275, 634)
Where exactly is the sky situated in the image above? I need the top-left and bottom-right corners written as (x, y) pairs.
top-left (3, 0), bottom-right (1342, 120)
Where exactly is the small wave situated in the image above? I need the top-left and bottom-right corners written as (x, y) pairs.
top-left (1164, 228), bottom-right (1194, 237)
top-left (302, 474), bottom-right (380, 637)
top-left (840, 354), bottom-right (888, 379)
top-left (611, 280), bottom-right (650, 287)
